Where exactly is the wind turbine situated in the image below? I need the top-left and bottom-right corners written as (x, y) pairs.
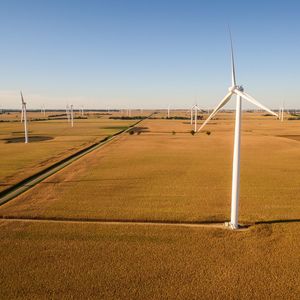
top-left (70, 105), bottom-right (74, 127)
top-left (190, 104), bottom-right (203, 131)
top-left (194, 105), bottom-right (203, 132)
top-left (198, 31), bottom-right (278, 229)
top-left (20, 104), bottom-right (24, 123)
top-left (190, 105), bottom-right (194, 124)
top-left (66, 105), bottom-right (70, 123)
top-left (167, 104), bottom-right (170, 118)
top-left (20, 91), bottom-right (28, 143)
top-left (41, 104), bottom-right (46, 116)
top-left (280, 103), bottom-right (284, 122)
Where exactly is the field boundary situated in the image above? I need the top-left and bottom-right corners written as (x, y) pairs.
top-left (0, 116), bottom-right (152, 206)
top-left (0, 216), bottom-right (249, 230)
top-left (1, 215), bottom-right (298, 229)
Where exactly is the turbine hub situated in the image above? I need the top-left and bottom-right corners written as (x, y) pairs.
top-left (228, 85), bottom-right (236, 93)
top-left (237, 85), bottom-right (244, 92)
top-left (229, 85), bottom-right (244, 92)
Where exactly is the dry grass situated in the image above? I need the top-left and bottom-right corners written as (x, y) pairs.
top-left (0, 220), bottom-right (299, 299)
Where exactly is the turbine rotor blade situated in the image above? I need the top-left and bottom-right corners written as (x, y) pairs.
top-left (197, 92), bottom-right (233, 132)
top-left (229, 28), bottom-right (236, 87)
top-left (195, 105), bottom-right (205, 113)
top-left (233, 89), bottom-right (278, 117)
top-left (20, 91), bottom-right (25, 104)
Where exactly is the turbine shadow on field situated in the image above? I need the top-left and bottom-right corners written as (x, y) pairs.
top-left (254, 219), bottom-right (300, 225)
top-left (3, 136), bottom-right (54, 143)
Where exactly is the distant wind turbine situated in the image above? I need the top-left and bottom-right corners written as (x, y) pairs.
top-left (66, 105), bottom-right (70, 123)
top-left (41, 104), bottom-right (46, 117)
top-left (198, 30), bottom-right (278, 229)
top-left (20, 91), bottom-right (28, 143)
top-left (20, 104), bottom-right (24, 123)
top-left (190, 104), bottom-right (203, 131)
top-left (70, 105), bottom-right (74, 127)
top-left (280, 104), bottom-right (284, 122)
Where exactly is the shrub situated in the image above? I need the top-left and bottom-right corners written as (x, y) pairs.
top-left (172, 131), bottom-right (176, 135)
top-left (206, 131), bottom-right (211, 135)
top-left (129, 130), bottom-right (134, 135)
top-left (190, 130), bottom-right (195, 135)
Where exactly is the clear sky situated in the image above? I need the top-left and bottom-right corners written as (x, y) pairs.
top-left (0, 0), bottom-right (300, 109)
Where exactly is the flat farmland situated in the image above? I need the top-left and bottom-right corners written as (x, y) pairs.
top-left (0, 111), bottom-right (137, 192)
top-left (0, 220), bottom-right (299, 299)
top-left (0, 112), bottom-right (299, 299)
top-left (0, 113), bottom-right (299, 223)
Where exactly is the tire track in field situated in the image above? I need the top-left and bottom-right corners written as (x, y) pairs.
top-left (0, 215), bottom-right (251, 230)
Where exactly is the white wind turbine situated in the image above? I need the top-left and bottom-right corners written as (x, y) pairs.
top-left (20, 103), bottom-right (24, 123)
top-left (280, 103), bottom-right (284, 122)
top-left (20, 91), bottom-right (29, 143)
top-left (198, 32), bottom-right (278, 229)
top-left (41, 104), bottom-right (46, 117)
top-left (190, 104), bottom-right (198, 125)
top-left (66, 105), bottom-right (71, 123)
top-left (70, 104), bottom-right (74, 127)
top-left (167, 104), bottom-right (170, 118)
top-left (190, 104), bottom-right (203, 131)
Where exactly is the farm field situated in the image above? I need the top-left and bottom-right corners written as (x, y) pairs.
top-left (0, 113), bottom-right (299, 223)
top-left (0, 112), bottom-right (299, 299)
top-left (0, 220), bottom-right (299, 299)
top-left (0, 111), bottom-right (141, 192)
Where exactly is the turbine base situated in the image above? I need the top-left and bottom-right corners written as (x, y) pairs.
top-left (224, 222), bottom-right (239, 230)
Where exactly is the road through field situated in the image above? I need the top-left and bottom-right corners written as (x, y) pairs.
top-left (0, 116), bottom-right (149, 206)
top-left (0, 115), bottom-right (136, 192)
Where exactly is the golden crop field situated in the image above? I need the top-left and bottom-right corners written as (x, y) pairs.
top-left (1, 113), bottom-right (299, 223)
top-left (0, 111), bottom-right (138, 192)
top-left (0, 112), bottom-right (299, 299)
top-left (0, 220), bottom-right (299, 299)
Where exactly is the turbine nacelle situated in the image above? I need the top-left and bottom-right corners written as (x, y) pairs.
top-left (229, 85), bottom-right (244, 93)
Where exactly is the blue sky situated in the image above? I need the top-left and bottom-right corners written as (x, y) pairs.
top-left (0, 0), bottom-right (299, 109)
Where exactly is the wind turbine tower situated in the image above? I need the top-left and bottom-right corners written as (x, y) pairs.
top-left (21, 104), bottom-right (24, 123)
top-left (198, 31), bottom-right (278, 229)
top-left (66, 105), bottom-right (70, 123)
top-left (281, 105), bottom-right (284, 122)
top-left (70, 105), bottom-right (74, 127)
top-left (20, 91), bottom-right (28, 143)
